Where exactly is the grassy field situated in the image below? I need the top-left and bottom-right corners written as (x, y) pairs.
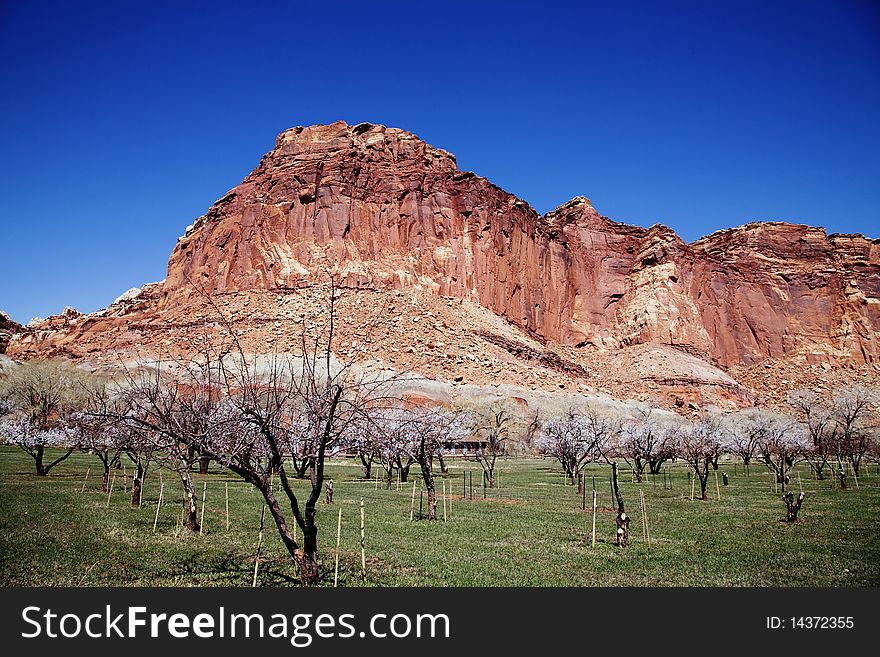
top-left (1, 446), bottom-right (878, 586)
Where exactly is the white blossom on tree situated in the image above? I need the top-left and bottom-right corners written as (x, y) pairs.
top-left (537, 407), bottom-right (616, 482)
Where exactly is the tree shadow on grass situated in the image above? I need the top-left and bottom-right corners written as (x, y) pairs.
top-left (146, 551), bottom-right (299, 587)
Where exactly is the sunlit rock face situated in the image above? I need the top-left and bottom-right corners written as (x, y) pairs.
top-left (160, 121), bottom-right (879, 367)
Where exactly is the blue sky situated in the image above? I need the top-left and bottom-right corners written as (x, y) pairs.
top-left (1, 0), bottom-right (878, 324)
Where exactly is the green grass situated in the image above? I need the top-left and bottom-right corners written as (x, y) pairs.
top-left (1, 447), bottom-right (878, 586)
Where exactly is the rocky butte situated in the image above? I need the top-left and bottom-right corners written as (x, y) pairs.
top-left (5, 121), bottom-right (879, 409)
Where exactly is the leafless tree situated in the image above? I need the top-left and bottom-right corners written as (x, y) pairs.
top-left (0, 360), bottom-right (93, 475)
top-left (537, 407), bottom-right (617, 483)
top-left (73, 408), bottom-right (123, 493)
top-left (404, 406), bottom-right (469, 520)
top-left (343, 415), bottom-right (380, 479)
top-left (673, 414), bottom-right (722, 501)
top-left (463, 400), bottom-right (515, 488)
top-left (524, 407), bottom-right (543, 451)
top-left (724, 408), bottom-right (776, 474)
top-left (787, 389), bottom-right (837, 480)
top-left (831, 385), bottom-right (878, 478)
top-left (617, 404), bottom-right (675, 481)
top-left (756, 413), bottom-right (808, 494)
top-left (111, 280), bottom-right (394, 584)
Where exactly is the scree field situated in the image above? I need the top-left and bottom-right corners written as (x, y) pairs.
top-left (1, 447), bottom-right (878, 586)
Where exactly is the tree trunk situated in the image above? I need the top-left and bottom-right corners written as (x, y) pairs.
top-left (300, 524), bottom-right (319, 585)
top-left (850, 458), bottom-right (861, 477)
top-left (35, 446), bottom-right (47, 476)
top-left (427, 487), bottom-right (437, 521)
top-left (180, 470), bottom-right (200, 532)
top-left (611, 462), bottom-right (629, 547)
top-left (399, 461), bottom-right (411, 482)
top-left (296, 460), bottom-right (310, 479)
top-left (385, 466), bottom-right (393, 490)
top-left (31, 445), bottom-right (73, 476)
top-left (258, 484), bottom-right (303, 582)
top-left (359, 454), bottom-right (372, 479)
top-left (699, 470), bottom-right (709, 500)
top-left (198, 455), bottom-right (210, 475)
top-left (419, 456), bottom-right (437, 521)
top-left (783, 491), bottom-right (806, 522)
top-left (130, 461), bottom-right (147, 507)
top-left (102, 463), bottom-right (111, 493)
top-left (437, 452), bottom-right (449, 475)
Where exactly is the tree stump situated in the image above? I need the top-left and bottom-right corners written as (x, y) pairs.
top-left (722, 472), bottom-right (729, 486)
top-left (783, 491), bottom-right (805, 522)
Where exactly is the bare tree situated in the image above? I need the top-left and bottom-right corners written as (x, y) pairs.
top-left (724, 408), bottom-right (775, 474)
top-left (344, 415), bottom-right (379, 479)
top-left (537, 407), bottom-right (616, 483)
top-left (524, 407), bottom-right (543, 450)
top-left (787, 390), bottom-right (837, 480)
top-left (617, 404), bottom-right (675, 481)
top-left (0, 360), bottom-right (93, 475)
top-left (73, 409), bottom-right (123, 493)
top-left (464, 400), bottom-right (515, 488)
top-left (108, 280), bottom-right (392, 584)
top-left (673, 414), bottom-right (722, 501)
top-left (831, 385), bottom-right (878, 478)
top-left (404, 406), bottom-right (469, 521)
top-left (756, 413), bottom-right (808, 494)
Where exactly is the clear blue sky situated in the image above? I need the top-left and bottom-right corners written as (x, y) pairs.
top-left (1, 0), bottom-right (878, 324)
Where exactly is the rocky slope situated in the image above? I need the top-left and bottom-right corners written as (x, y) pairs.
top-left (5, 121), bottom-right (879, 408)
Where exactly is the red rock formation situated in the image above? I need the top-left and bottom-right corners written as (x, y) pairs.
top-left (158, 121), bottom-right (878, 367)
top-left (0, 311), bottom-right (22, 354)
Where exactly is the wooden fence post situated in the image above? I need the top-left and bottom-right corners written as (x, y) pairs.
top-left (80, 466), bottom-right (90, 493)
top-left (153, 481), bottom-right (165, 533)
top-left (334, 507), bottom-right (342, 588)
top-left (252, 505), bottom-right (265, 588)
top-left (409, 481), bottom-right (416, 521)
top-left (106, 473), bottom-right (116, 508)
top-left (359, 497), bottom-right (366, 583)
top-left (641, 489), bottom-right (652, 547)
top-left (225, 482), bottom-right (230, 531)
top-left (639, 489), bottom-right (647, 543)
top-left (591, 490), bottom-right (597, 548)
top-left (442, 480), bottom-right (447, 522)
top-left (199, 481), bottom-right (207, 535)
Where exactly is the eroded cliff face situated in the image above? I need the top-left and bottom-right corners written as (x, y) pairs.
top-left (0, 312), bottom-right (22, 354)
top-left (158, 120), bottom-right (878, 367)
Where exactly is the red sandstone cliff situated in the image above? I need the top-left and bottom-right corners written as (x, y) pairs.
top-left (157, 121), bottom-right (878, 367)
top-left (5, 119), bottom-right (879, 413)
